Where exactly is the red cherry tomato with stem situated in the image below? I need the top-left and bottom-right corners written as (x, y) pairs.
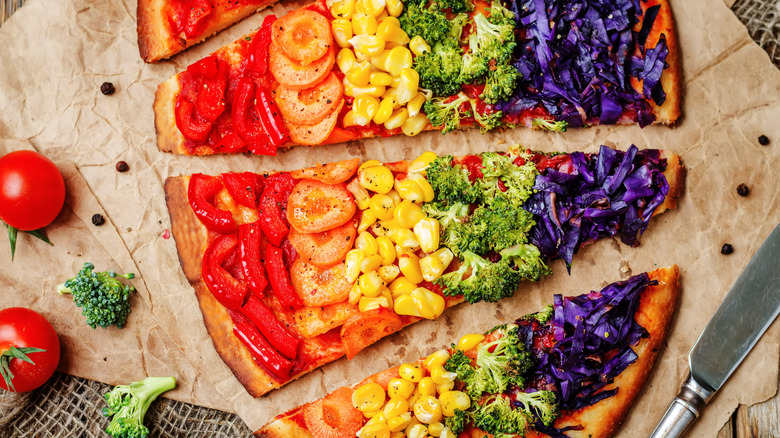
top-left (0, 307), bottom-right (61, 392)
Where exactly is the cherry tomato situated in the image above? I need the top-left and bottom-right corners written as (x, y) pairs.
top-left (0, 150), bottom-right (66, 231)
top-left (0, 307), bottom-right (61, 392)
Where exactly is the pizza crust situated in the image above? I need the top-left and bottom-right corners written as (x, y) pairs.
top-left (639, 0), bottom-right (683, 125)
top-left (137, 0), bottom-right (279, 63)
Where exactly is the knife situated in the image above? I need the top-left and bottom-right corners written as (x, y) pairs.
top-left (649, 223), bottom-right (780, 438)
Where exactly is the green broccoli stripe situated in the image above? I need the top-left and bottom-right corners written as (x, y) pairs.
top-left (57, 262), bottom-right (136, 329)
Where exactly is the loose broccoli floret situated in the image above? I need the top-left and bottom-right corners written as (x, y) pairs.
top-left (103, 376), bottom-right (176, 438)
top-left (481, 64), bottom-right (522, 104)
top-left (414, 40), bottom-right (465, 97)
top-left (532, 118), bottom-right (568, 131)
top-left (446, 408), bottom-right (469, 434)
top-left (500, 244), bottom-right (552, 282)
top-left (399, 0), bottom-right (451, 43)
top-left (437, 250), bottom-right (522, 303)
top-left (514, 389), bottom-right (560, 426)
top-left (465, 325), bottom-right (533, 398)
top-left (436, 0), bottom-right (474, 14)
top-left (425, 155), bottom-right (482, 206)
top-left (57, 262), bottom-right (135, 329)
top-left (470, 395), bottom-right (529, 436)
top-left (424, 93), bottom-right (473, 134)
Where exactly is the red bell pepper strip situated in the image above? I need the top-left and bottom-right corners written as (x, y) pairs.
top-left (232, 78), bottom-right (277, 156)
top-left (222, 172), bottom-right (264, 209)
top-left (202, 234), bottom-right (248, 311)
top-left (281, 238), bottom-right (298, 268)
top-left (188, 173), bottom-right (237, 234)
top-left (213, 131), bottom-right (246, 154)
top-left (190, 56), bottom-right (229, 122)
top-left (248, 15), bottom-right (277, 76)
top-left (258, 173), bottom-right (295, 246)
top-left (175, 97), bottom-right (212, 142)
top-left (254, 85), bottom-right (290, 148)
top-left (238, 221), bottom-right (269, 298)
top-left (241, 295), bottom-right (300, 360)
top-left (265, 244), bottom-right (303, 311)
top-left (229, 310), bottom-right (293, 381)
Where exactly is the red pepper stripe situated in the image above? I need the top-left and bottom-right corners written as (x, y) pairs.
top-left (229, 310), bottom-right (294, 381)
top-left (241, 295), bottom-right (300, 360)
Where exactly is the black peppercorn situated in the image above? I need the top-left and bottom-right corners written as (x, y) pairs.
top-left (736, 184), bottom-right (749, 197)
top-left (116, 161), bottom-right (129, 172)
top-left (758, 135), bottom-right (769, 146)
top-left (92, 214), bottom-right (105, 226)
top-left (100, 82), bottom-right (115, 95)
top-left (721, 243), bottom-right (733, 255)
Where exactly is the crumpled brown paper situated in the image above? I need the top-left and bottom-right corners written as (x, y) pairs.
top-left (0, 0), bottom-right (778, 435)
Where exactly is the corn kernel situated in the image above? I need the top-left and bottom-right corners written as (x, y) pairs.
top-left (398, 253), bottom-right (424, 284)
top-left (369, 194), bottom-right (395, 221)
top-left (347, 61), bottom-right (372, 87)
top-left (390, 433), bottom-right (405, 438)
top-left (353, 383), bottom-right (386, 413)
top-left (440, 427), bottom-right (455, 438)
top-left (349, 84), bottom-right (387, 98)
top-left (359, 164), bottom-right (394, 194)
top-left (402, 113), bottom-right (428, 136)
top-left (420, 248), bottom-right (452, 282)
top-left (387, 412), bottom-right (412, 433)
top-left (360, 159), bottom-right (382, 171)
top-left (377, 19), bottom-right (410, 45)
top-left (395, 178), bottom-right (425, 203)
top-left (385, 47), bottom-right (414, 77)
top-left (371, 221), bottom-right (391, 237)
top-left (381, 287), bottom-right (393, 306)
top-left (457, 333), bottom-right (485, 351)
top-left (359, 271), bottom-right (387, 297)
top-left (429, 365), bottom-right (456, 385)
top-left (407, 423), bottom-right (427, 438)
top-left (407, 388), bottom-right (421, 412)
top-left (418, 377), bottom-right (436, 397)
top-left (411, 287), bottom-right (445, 319)
top-left (413, 217), bottom-right (440, 254)
top-left (357, 422), bottom-right (391, 438)
top-left (436, 381), bottom-right (454, 394)
top-left (386, 0), bottom-right (403, 17)
top-left (393, 200), bottom-right (424, 227)
top-left (331, 18), bottom-right (354, 48)
top-left (380, 218), bottom-right (406, 231)
top-left (352, 13), bottom-right (378, 35)
top-left (414, 396), bottom-right (442, 424)
top-left (399, 362), bottom-right (423, 382)
top-left (407, 173), bottom-right (435, 202)
top-left (345, 249), bottom-right (365, 282)
top-left (383, 398), bottom-right (409, 418)
top-left (337, 48), bottom-right (357, 73)
top-left (355, 0), bottom-right (386, 16)
top-left (376, 236), bottom-right (396, 265)
top-left (376, 9), bottom-right (389, 22)
top-left (358, 208), bottom-right (378, 232)
top-left (365, 412), bottom-right (388, 424)
top-left (422, 349), bottom-right (450, 371)
top-left (359, 295), bottom-right (390, 311)
top-left (389, 276), bottom-right (417, 297)
top-left (427, 422), bottom-right (445, 437)
top-left (408, 152), bottom-right (438, 175)
top-left (330, 0), bottom-right (356, 19)
top-left (406, 94), bottom-right (426, 118)
top-left (369, 50), bottom-right (391, 70)
top-left (386, 189), bottom-right (402, 205)
top-left (409, 35), bottom-right (431, 56)
top-left (384, 108), bottom-right (408, 130)
top-left (350, 35), bottom-right (385, 56)
top-left (396, 68), bottom-right (419, 104)
top-left (361, 254), bottom-right (383, 273)
top-left (349, 283), bottom-right (362, 304)
top-left (393, 294), bottom-right (419, 317)
top-left (373, 96), bottom-right (396, 125)
top-left (419, 88), bottom-right (433, 101)
top-left (353, 95), bottom-right (380, 126)
top-left (387, 377), bottom-right (416, 399)
top-left (356, 231), bottom-right (379, 254)
top-left (439, 391), bottom-right (471, 417)
top-left (378, 264), bottom-right (400, 283)
top-left (370, 71), bottom-right (394, 87)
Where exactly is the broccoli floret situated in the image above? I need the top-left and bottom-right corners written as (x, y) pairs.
top-left (103, 376), bottom-right (176, 438)
top-left (514, 389), bottom-right (560, 426)
top-left (437, 0), bottom-right (474, 14)
top-left (57, 262), bottom-right (135, 329)
top-left (448, 12), bottom-right (470, 41)
top-left (465, 325), bottom-right (533, 398)
top-left (444, 348), bottom-right (475, 381)
top-left (424, 93), bottom-right (473, 134)
top-left (414, 40), bottom-right (465, 97)
top-left (532, 118), bottom-right (568, 131)
top-left (426, 155), bottom-right (482, 206)
top-left (459, 51), bottom-right (489, 83)
top-left (478, 151), bottom-right (539, 204)
top-left (470, 395), bottom-right (529, 436)
top-left (423, 201), bottom-right (470, 250)
top-left (485, 0), bottom-right (516, 23)
top-left (469, 8), bottom-right (516, 64)
top-left (399, 0), bottom-right (451, 43)
top-left (473, 107), bottom-right (505, 132)
top-left (481, 64), bottom-right (522, 104)
top-left (500, 244), bottom-right (552, 282)
top-left (446, 408), bottom-right (469, 434)
top-left (437, 250), bottom-right (522, 303)
top-left (524, 304), bottom-right (554, 324)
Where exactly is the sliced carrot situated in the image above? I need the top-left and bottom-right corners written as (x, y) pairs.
top-left (269, 41), bottom-right (335, 90)
top-left (288, 219), bottom-right (357, 268)
top-left (384, 160), bottom-right (409, 173)
top-left (293, 301), bottom-right (359, 338)
top-left (291, 158), bottom-right (360, 185)
top-left (287, 179), bottom-right (356, 233)
top-left (291, 259), bottom-right (354, 307)
top-left (272, 9), bottom-right (333, 66)
top-left (276, 72), bottom-right (343, 125)
top-left (340, 308), bottom-right (404, 359)
top-left (357, 365), bottom-right (402, 390)
top-left (302, 386), bottom-right (363, 438)
top-left (285, 100), bottom-right (343, 146)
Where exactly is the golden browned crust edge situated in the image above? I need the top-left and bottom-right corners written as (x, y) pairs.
top-left (656, 151), bottom-right (685, 214)
top-left (137, 0), bottom-right (278, 63)
top-left (155, 78), bottom-right (187, 154)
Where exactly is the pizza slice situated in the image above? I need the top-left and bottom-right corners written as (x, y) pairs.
top-left (164, 145), bottom-right (683, 398)
top-left (257, 266), bottom-right (680, 438)
top-left (154, 0), bottom-right (681, 155)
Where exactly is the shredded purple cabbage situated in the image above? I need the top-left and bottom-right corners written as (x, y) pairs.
top-left (496, 0), bottom-right (670, 126)
top-left (518, 272), bottom-right (655, 416)
top-left (524, 145), bottom-right (669, 269)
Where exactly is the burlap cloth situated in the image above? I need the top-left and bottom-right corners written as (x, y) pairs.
top-left (0, 0), bottom-right (777, 436)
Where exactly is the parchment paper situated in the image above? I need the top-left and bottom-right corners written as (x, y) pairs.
top-left (0, 0), bottom-right (778, 436)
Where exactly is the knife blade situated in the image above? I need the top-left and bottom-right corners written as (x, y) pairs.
top-left (650, 223), bottom-right (780, 438)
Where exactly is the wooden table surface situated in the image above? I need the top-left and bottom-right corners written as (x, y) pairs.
top-left (0, 0), bottom-right (777, 437)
